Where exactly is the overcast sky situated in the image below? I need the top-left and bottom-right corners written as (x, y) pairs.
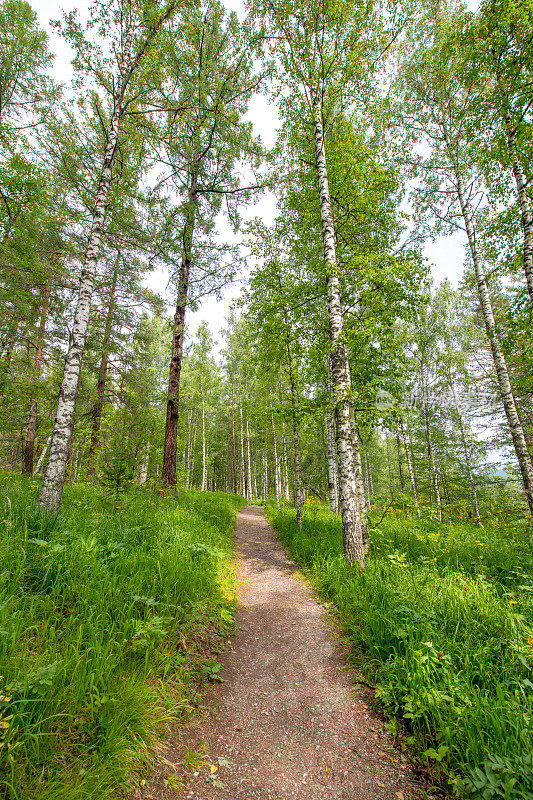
top-left (31, 0), bottom-right (467, 350)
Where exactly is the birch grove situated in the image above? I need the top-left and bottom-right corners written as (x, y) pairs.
top-left (0, 0), bottom-right (531, 543)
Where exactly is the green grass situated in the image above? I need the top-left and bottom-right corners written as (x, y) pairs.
top-left (0, 472), bottom-right (243, 800)
top-left (268, 501), bottom-right (533, 799)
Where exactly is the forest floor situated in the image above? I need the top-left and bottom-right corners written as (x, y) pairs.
top-left (134, 506), bottom-right (428, 800)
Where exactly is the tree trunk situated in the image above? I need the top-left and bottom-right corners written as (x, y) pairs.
top-left (326, 358), bottom-right (338, 513)
top-left (201, 374), bottom-right (207, 492)
top-left (311, 87), bottom-right (363, 564)
top-left (281, 420), bottom-right (290, 501)
top-left (326, 408), bottom-right (338, 513)
top-left (271, 406), bottom-right (280, 507)
top-left (23, 271), bottom-right (53, 475)
top-left (39, 31), bottom-right (133, 510)
top-left (240, 404), bottom-right (246, 497)
top-left (396, 431), bottom-right (405, 491)
top-left (246, 416), bottom-right (252, 501)
top-left (87, 247), bottom-right (120, 476)
top-left (451, 149), bottom-right (533, 515)
top-left (286, 335), bottom-right (302, 528)
top-left (424, 399), bottom-right (442, 521)
top-left (349, 407), bottom-right (368, 548)
top-left (504, 113), bottom-right (533, 304)
top-left (163, 169), bottom-right (198, 485)
top-left (231, 385), bottom-right (238, 494)
top-left (35, 433), bottom-right (52, 474)
top-left (138, 441), bottom-right (150, 486)
top-left (386, 434), bottom-right (395, 502)
top-left (450, 380), bottom-right (481, 522)
top-left (401, 420), bottom-right (420, 516)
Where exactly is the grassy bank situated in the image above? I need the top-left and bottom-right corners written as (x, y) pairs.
top-left (268, 502), bottom-right (533, 799)
top-left (0, 473), bottom-right (242, 800)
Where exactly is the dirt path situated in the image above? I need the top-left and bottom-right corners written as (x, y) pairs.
top-left (142, 506), bottom-right (427, 800)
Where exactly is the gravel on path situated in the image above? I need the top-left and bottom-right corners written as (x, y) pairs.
top-left (137, 506), bottom-right (428, 800)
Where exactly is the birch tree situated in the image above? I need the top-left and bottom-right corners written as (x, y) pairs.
top-left (397, 9), bottom-right (533, 516)
top-left (253, 0), bottom-right (390, 563)
top-left (38, 0), bottom-right (178, 510)
top-left (158, 0), bottom-right (261, 485)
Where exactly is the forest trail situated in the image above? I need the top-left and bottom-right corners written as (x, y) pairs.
top-left (141, 507), bottom-right (426, 800)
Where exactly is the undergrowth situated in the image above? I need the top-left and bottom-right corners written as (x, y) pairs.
top-left (0, 472), bottom-right (242, 800)
top-left (268, 502), bottom-right (533, 800)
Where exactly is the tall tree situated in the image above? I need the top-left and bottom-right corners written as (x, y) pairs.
top-left (39, 0), bottom-right (178, 510)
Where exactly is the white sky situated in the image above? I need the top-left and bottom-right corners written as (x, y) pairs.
top-left (32, 0), bottom-right (466, 350)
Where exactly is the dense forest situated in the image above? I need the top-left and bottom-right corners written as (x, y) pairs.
top-left (1, 0), bottom-right (533, 797)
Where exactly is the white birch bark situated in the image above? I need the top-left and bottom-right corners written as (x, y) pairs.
top-left (271, 410), bottom-right (280, 507)
top-left (201, 375), bottom-right (207, 492)
top-left (352, 423), bottom-right (369, 551)
top-left (386, 434), bottom-right (395, 502)
top-left (246, 417), bottom-right (252, 501)
top-left (263, 451), bottom-right (268, 500)
top-left (35, 434), bottom-right (52, 474)
top-left (138, 442), bottom-right (150, 486)
top-left (424, 398), bottom-right (442, 521)
top-left (311, 87), bottom-right (364, 564)
top-left (449, 380), bottom-right (480, 522)
top-left (401, 421), bottom-right (420, 516)
top-left (504, 113), bottom-right (533, 304)
top-left (326, 409), bottom-right (338, 513)
top-left (326, 357), bottom-right (338, 513)
top-left (450, 152), bottom-right (533, 515)
top-left (38, 26), bottom-right (134, 511)
top-left (281, 420), bottom-right (290, 501)
top-left (396, 432), bottom-right (406, 491)
top-left (240, 404), bottom-right (246, 497)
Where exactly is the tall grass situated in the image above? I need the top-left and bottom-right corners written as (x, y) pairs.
top-left (0, 473), bottom-right (242, 800)
top-left (268, 502), bottom-right (533, 799)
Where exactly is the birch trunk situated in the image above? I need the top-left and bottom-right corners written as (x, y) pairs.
top-left (189, 411), bottom-right (198, 488)
top-left (87, 247), bottom-right (120, 475)
top-left (450, 151), bottom-right (533, 515)
top-left (311, 87), bottom-right (363, 564)
top-left (38, 26), bottom-right (134, 510)
top-left (450, 380), bottom-right (481, 522)
top-left (163, 169), bottom-right (198, 485)
top-left (326, 358), bottom-right (338, 513)
top-left (396, 431), bottom-right (406, 491)
top-left (138, 442), bottom-right (150, 486)
top-left (326, 409), bottom-right (338, 513)
top-left (281, 420), bottom-right (290, 501)
top-left (240, 404), bottom-right (246, 497)
top-left (263, 450), bottom-right (268, 501)
top-left (35, 433), bottom-right (52, 474)
top-left (231, 385), bottom-right (238, 494)
top-left (201, 374), bottom-right (207, 492)
top-left (286, 334), bottom-right (302, 528)
top-left (401, 421), bottom-right (420, 516)
top-left (352, 423), bottom-right (369, 551)
top-left (271, 407), bottom-right (280, 507)
top-left (246, 417), bottom-right (252, 501)
top-left (504, 113), bottom-right (533, 304)
top-left (23, 271), bottom-right (52, 475)
top-left (386, 434), bottom-right (395, 502)
top-left (424, 400), bottom-right (442, 521)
